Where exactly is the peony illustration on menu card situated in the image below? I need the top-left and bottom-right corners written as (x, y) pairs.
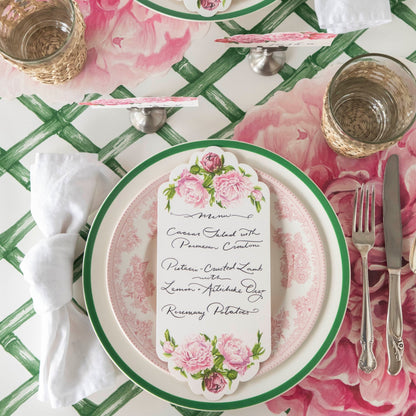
top-left (156, 147), bottom-right (271, 400)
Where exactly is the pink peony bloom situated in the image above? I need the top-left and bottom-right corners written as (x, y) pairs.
top-left (176, 169), bottom-right (209, 208)
top-left (233, 66), bottom-right (416, 415)
top-left (162, 341), bottom-right (175, 354)
top-left (0, 0), bottom-right (208, 102)
top-left (200, 152), bottom-right (222, 172)
top-left (204, 372), bottom-right (227, 393)
top-left (172, 334), bottom-right (213, 374)
top-left (213, 171), bottom-right (252, 208)
top-left (200, 0), bottom-right (220, 10)
top-left (217, 334), bottom-right (252, 375)
top-left (251, 189), bottom-right (263, 202)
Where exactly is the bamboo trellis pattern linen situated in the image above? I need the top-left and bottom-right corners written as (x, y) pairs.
top-left (3, 0), bottom-right (416, 415)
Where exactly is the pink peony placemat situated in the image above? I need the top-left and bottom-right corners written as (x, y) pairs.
top-left (0, 0), bottom-right (208, 103)
top-left (233, 64), bottom-right (416, 415)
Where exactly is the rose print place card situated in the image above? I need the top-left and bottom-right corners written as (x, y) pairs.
top-left (156, 147), bottom-right (271, 400)
top-left (79, 96), bottom-right (199, 109)
top-left (215, 31), bottom-right (336, 48)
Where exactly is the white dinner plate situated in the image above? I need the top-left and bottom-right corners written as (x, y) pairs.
top-left (83, 140), bottom-right (350, 411)
top-left (106, 170), bottom-right (327, 375)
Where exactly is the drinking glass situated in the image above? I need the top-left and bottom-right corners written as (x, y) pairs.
top-left (0, 0), bottom-right (87, 84)
top-left (321, 54), bottom-right (416, 158)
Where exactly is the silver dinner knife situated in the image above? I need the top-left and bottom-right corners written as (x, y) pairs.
top-left (383, 154), bottom-right (404, 376)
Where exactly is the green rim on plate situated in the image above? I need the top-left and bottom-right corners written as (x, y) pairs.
top-left (83, 140), bottom-right (350, 410)
top-left (134, 0), bottom-right (275, 21)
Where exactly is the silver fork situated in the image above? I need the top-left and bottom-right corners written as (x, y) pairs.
top-left (352, 184), bottom-right (377, 373)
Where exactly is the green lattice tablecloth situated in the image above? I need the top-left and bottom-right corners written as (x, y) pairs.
top-left (3, 0), bottom-right (416, 415)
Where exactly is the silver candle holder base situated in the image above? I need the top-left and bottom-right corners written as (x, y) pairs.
top-left (248, 46), bottom-right (287, 76)
top-left (130, 107), bottom-right (167, 133)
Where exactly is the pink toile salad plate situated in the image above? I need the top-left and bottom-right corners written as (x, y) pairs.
top-left (83, 140), bottom-right (349, 411)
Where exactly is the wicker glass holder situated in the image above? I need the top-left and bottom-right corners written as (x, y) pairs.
top-left (0, 0), bottom-right (87, 84)
top-left (321, 54), bottom-right (416, 158)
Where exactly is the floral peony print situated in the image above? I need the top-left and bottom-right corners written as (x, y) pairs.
top-left (175, 169), bottom-right (209, 208)
top-left (199, 0), bottom-right (221, 10)
top-left (163, 151), bottom-right (265, 212)
top-left (234, 65), bottom-right (416, 415)
top-left (217, 333), bottom-right (253, 375)
top-left (161, 330), bottom-right (264, 393)
top-left (0, 0), bottom-right (208, 102)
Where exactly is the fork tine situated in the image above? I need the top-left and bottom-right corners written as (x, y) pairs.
top-left (359, 184), bottom-right (365, 232)
top-left (364, 185), bottom-right (370, 232)
top-left (371, 184), bottom-right (375, 233)
top-left (353, 187), bottom-right (358, 233)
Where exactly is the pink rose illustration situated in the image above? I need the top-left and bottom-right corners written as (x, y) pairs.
top-left (204, 372), bottom-right (227, 393)
top-left (176, 169), bottom-right (209, 208)
top-left (213, 171), bottom-right (253, 208)
top-left (200, 0), bottom-right (220, 10)
top-left (200, 152), bottom-right (222, 172)
top-left (251, 189), bottom-right (263, 202)
top-left (172, 334), bottom-right (213, 374)
top-left (162, 341), bottom-right (175, 354)
top-left (217, 334), bottom-right (252, 375)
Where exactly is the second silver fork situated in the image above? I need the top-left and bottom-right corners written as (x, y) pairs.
top-left (352, 184), bottom-right (377, 373)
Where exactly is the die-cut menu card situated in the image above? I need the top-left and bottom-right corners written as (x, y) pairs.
top-left (156, 147), bottom-right (271, 400)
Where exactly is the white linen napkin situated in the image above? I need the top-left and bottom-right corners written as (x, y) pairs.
top-left (21, 153), bottom-right (120, 408)
top-left (315, 0), bottom-right (392, 33)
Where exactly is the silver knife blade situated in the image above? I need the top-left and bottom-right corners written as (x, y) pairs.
top-left (383, 154), bottom-right (402, 269)
top-left (383, 153), bottom-right (404, 376)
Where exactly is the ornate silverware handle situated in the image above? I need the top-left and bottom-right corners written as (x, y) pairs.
top-left (358, 253), bottom-right (377, 373)
top-left (386, 269), bottom-right (404, 376)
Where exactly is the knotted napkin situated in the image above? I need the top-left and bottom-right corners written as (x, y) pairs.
top-left (21, 153), bottom-right (120, 408)
top-left (315, 0), bottom-right (392, 33)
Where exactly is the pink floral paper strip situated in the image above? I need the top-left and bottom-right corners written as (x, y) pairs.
top-left (215, 31), bottom-right (336, 48)
top-left (79, 96), bottom-right (199, 108)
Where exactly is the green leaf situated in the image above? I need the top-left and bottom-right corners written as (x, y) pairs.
top-left (227, 369), bottom-right (238, 380)
top-left (255, 201), bottom-right (261, 213)
top-left (164, 329), bottom-right (170, 341)
top-left (173, 366), bottom-right (188, 378)
top-left (190, 164), bottom-right (200, 174)
top-left (214, 355), bottom-right (224, 368)
top-left (203, 174), bottom-right (213, 188)
top-left (257, 331), bottom-right (263, 342)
